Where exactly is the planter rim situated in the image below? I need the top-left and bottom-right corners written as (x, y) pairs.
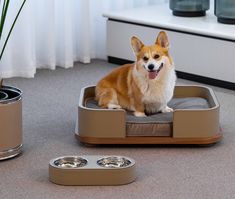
top-left (0, 85), bottom-right (22, 104)
top-left (0, 91), bottom-right (8, 100)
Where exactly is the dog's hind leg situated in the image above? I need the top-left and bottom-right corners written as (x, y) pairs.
top-left (96, 88), bottom-right (121, 109)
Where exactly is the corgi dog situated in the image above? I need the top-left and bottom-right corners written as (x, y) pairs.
top-left (95, 31), bottom-right (176, 117)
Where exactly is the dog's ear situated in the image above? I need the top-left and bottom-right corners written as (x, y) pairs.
top-left (131, 36), bottom-right (144, 55)
top-left (155, 31), bottom-right (169, 49)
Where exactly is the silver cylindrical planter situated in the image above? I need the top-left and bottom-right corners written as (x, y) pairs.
top-left (215, 0), bottom-right (235, 24)
top-left (170, 0), bottom-right (210, 17)
top-left (0, 85), bottom-right (22, 160)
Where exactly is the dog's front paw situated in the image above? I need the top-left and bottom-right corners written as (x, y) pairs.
top-left (161, 106), bottom-right (173, 113)
top-left (134, 111), bottom-right (146, 117)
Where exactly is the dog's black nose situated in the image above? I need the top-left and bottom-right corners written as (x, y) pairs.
top-left (148, 64), bottom-right (154, 70)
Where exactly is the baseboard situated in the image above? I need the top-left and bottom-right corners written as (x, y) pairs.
top-left (108, 56), bottom-right (235, 90)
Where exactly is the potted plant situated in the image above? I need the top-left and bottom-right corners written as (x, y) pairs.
top-left (0, 0), bottom-right (27, 160)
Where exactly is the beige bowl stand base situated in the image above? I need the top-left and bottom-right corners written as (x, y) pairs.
top-left (49, 155), bottom-right (136, 186)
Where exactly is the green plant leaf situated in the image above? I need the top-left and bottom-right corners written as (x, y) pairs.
top-left (0, 0), bottom-right (10, 40)
top-left (0, 0), bottom-right (27, 60)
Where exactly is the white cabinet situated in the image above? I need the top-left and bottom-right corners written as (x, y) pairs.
top-left (104, 4), bottom-right (235, 89)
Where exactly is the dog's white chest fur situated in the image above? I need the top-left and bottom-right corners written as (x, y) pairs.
top-left (134, 67), bottom-right (176, 114)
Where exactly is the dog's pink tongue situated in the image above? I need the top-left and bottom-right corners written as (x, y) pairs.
top-left (149, 71), bottom-right (157, 79)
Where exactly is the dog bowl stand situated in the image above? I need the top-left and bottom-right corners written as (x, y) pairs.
top-left (49, 155), bottom-right (136, 185)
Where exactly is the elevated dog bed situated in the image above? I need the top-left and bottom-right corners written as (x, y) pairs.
top-left (75, 85), bottom-right (222, 145)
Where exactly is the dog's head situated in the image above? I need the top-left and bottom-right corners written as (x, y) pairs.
top-left (131, 31), bottom-right (173, 80)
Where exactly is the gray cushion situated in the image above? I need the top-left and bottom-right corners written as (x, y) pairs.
top-left (126, 97), bottom-right (210, 123)
top-left (85, 97), bottom-right (209, 137)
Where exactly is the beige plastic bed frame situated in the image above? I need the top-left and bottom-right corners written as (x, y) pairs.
top-left (75, 85), bottom-right (222, 145)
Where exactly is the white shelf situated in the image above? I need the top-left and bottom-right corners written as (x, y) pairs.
top-left (103, 3), bottom-right (235, 41)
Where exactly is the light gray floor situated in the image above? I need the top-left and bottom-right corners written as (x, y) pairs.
top-left (1, 59), bottom-right (235, 199)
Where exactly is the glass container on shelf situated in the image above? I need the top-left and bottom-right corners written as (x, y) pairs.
top-left (170, 0), bottom-right (210, 17)
top-left (215, 0), bottom-right (235, 24)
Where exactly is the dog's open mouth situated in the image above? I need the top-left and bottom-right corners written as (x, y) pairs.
top-left (148, 63), bottom-right (163, 79)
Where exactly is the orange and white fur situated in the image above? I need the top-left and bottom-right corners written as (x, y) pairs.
top-left (95, 31), bottom-right (176, 117)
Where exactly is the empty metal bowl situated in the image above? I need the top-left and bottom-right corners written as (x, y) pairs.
top-left (97, 156), bottom-right (132, 168)
top-left (53, 156), bottom-right (88, 168)
top-left (0, 91), bottom-right (8, 101)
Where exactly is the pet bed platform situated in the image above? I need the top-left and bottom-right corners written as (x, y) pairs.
top-left (75, 85), bottom-right (222, 145)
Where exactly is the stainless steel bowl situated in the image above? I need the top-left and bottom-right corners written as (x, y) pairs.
top-left (53, 156), bottom-right (88, 168)
top-left (0, 91), bottom-right (8, 101)
top-left (97, 156), bottom-right (132, 168)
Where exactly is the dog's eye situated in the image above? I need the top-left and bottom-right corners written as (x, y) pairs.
top-left (154, 54), bottom-right (160, 59)
top-left (143, 56), bottom-right (149, 61)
